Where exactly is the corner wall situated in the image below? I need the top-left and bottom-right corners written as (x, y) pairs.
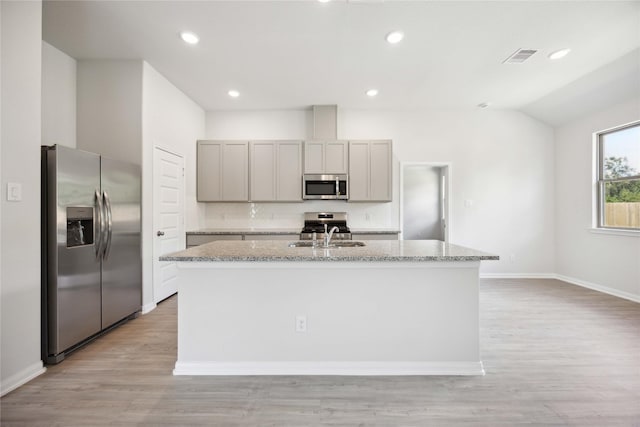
top-left (77, 60), bottom-right (143, 164)
top-left (42, 41), bottom-right (76, 148)
top-left (555, 97), bottom-right (640, 301)
top-left (142, 62), bottom-right (205, 309)
top-left (1, 0), bottom-right (46, 396)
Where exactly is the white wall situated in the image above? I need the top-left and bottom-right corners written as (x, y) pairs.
top-left (142, 62), bottom-right (205, 309)
top-left (204, 108), bottom-right (556, 275)
top-left (77, 60), bottom-right (142, 164)
top-left (555, 97), bottom-right (640, 301)
top-left (0, 0), bottom-right (46, 396)
top-left (206, 110), bottom-right (311, 140)
top-left (42, 41), bottom-right (76, 148)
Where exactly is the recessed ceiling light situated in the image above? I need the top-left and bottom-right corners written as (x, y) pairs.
top-left (386, 31), bottom-right (404, 44)
top-left (180, 31), bottom-right (199, 45)
top-left (477, 102), bottom-right (491, 109)
top-left (318, 0), bottom-right (331, 3)
top-left (228, 90), bottom-right (240, 98)
top-left (548, 48), bottom-right (571, 60)
top-left (366, 89), bottom-right (379, 97)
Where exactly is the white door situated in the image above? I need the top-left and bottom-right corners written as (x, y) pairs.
top-left (153, 147), bottom-right (185, 303)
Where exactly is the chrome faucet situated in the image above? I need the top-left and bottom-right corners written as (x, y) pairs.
top-left (323, 224), bottom-right (339, 248)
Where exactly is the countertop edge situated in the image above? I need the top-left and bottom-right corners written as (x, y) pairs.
top-left (160, 255), bottom-right (499, 262)
top-left (187, 229), bottom-right (401, 235)
top-left (187, 229), bottom-right (300, 235)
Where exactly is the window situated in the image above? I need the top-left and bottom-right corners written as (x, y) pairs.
top-left (597, 122), bottom-right (640, 230)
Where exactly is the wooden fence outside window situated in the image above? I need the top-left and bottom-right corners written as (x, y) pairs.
top-left (605, 203), bottom-right (640, 228)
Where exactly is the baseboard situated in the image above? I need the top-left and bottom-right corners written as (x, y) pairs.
top-left (1, 361), bottom-right (46, 397)
top-left (555, 274), bottom-right (640, 303)
top-left (173, 361), bottom-right (485, 376)
top-left (479, 273), bottom-right (640, 303)
top-left (141, 302), bottom-right (157, 314)
top-left (480, 273), bottom-right (556, 279)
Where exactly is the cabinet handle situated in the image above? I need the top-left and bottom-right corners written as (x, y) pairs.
top-left (157, 231), bottom-right (165, 236)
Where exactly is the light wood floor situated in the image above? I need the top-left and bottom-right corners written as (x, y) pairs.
top-left (1, 279), bottom-right (639, 426)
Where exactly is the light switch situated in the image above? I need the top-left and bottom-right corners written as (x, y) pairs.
top-left (7, 183), bottom-right (22, 201)
top-left (464, 199), bottom-right (473, 207)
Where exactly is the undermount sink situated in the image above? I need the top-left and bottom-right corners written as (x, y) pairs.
top-left (288, 241), bottom-right (366, 248)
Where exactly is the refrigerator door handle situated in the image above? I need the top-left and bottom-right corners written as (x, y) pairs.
top-left (103, 191), bottom-right (114, 260)
top-left (95, 190), bottom-right (104, 259)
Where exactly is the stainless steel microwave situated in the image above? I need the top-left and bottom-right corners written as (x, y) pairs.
top-left (302, 174), bottom-right (348, 200)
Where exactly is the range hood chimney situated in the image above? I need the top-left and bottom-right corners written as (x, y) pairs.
top-left (312, 105), bottom-right (337, 140)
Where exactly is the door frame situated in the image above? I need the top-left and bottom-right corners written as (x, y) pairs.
top-left (399, 162), bottom-right (452, 242)
top-left (152, 145), bottom-right (186, 304)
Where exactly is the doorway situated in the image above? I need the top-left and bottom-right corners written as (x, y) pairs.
top-left (152, 147), bottom-right (185, 303)
top-left (400, 163), bottom-right (450, 241)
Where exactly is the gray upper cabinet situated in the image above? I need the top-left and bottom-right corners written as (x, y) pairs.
top-left (250, 142), bottom-right (276, 201)
top-left (304, 141), bottom-right (348, 174)
top-left (197, 140), bottom-right (249, 202)
top-left (250, 141), bottom-right (302, 202)
top-left (348, 140), bottom-right (392, 202)
top-left (277, 142), bottom-right (303, 201)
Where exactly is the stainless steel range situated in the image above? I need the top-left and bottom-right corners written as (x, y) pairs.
top-left (300, 212), bottom-right (351, 240)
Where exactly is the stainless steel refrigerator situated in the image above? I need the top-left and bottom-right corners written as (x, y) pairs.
top-left (41, 145), bottom-right (141, 364)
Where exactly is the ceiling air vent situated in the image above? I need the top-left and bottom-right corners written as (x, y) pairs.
top-left (503, 48), bottom-right (538, 64)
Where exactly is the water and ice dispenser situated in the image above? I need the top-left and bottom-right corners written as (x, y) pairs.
top-left (66, 207), bottom-right (94, 247)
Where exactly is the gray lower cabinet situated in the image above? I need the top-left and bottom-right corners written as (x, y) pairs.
top-left (244, 234), bottom-right (298, 241)
top-left (186, 234), bottom-right (242, 248)
top-left (186, 233), bottom-right (300, 247)
top-left (197, 141), bottom-right (249, 202)
top-left (187, 232), bottom-right (397, 247)
top-left (351, 233), bottom-right (398, 240)
top-left (250, 141), bottom-right (302, 202)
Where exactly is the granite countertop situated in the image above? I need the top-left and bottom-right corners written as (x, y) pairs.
top-left (161, 240), bottom-right (499, 262)
top-left (187, 228), bottom-right (400, 235)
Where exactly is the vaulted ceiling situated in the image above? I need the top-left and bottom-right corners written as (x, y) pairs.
top-left (43, 1), bottom-right (640, 124)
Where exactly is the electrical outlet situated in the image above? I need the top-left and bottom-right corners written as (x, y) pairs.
top-left (509, 254), bottom-right (516, 262)
top-left (295, 315), bottom-right (307, 333)
top-left (365, 213), bottom-right (371, 221)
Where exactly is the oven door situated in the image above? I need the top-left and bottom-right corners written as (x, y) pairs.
top-left (303, 174), bottom-right (348, 200)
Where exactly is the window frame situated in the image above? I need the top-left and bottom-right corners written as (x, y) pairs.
top-left (596, 120), bottom-right (640, 232)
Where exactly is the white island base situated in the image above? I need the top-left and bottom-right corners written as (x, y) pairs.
top-left (173, 260), bottom-right (484, 376)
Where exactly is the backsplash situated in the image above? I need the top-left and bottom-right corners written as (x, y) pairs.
top-left (202, 201), bottom-right (398, 229)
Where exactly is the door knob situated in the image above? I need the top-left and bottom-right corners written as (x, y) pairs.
top-left (157, 231), bottom-right (165, 236)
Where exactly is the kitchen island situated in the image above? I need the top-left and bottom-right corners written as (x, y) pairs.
top-left (161, 240), bottom-right (498, 376)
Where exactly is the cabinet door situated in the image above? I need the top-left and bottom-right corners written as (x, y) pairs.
top-left (245, 234), bottom-right (298, 241)
top-left (250, 142), bottom-right (277, 201)
top-left (304, 141), bottom-right (324, 173)
top-left (348, 141), bottom-right (370, 201)
top-left (277, 142), bottom-right (303, 201)
top-left (222, 142), bottom-right (249, 201)
top-left (197, 142), bottom-right (222, 201)
top-left (325, 141), bottom-right (348, 174)
top-left (369, 141), bottom-right (392, 201)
